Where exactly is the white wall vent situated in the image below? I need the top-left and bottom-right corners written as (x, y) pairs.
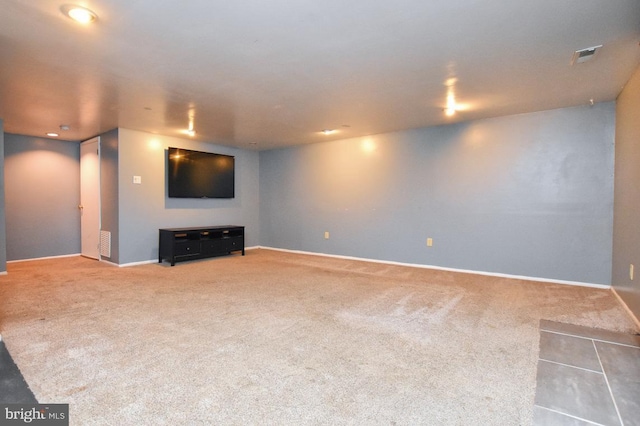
top-left (100, 230), bottom-right (111, 258)
top-left (571, 45), bottom-right (602, 65)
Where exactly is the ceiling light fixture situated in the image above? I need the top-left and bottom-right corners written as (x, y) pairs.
top-left (444, 78), bottom-right (459, 117)
top-left (445, 96), bottom-right (457, 116)
top-left (444, 92), bottom-right (459, 116)
top-left (47, 132), bottom-right (59, 137)
top-left (321, 129), bottom-right (336, 135)
top-left (60, 5), bottom-right (98, 24)
top-left (185, 107), bottom-right (196, 137)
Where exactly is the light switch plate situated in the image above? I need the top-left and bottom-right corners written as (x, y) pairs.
top-left (133, 176), bottom-right (142, 184)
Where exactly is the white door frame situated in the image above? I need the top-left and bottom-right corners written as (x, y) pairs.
top-left (80, 137), bottom-right (101, 260)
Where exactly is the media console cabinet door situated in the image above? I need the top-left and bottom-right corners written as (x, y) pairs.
top-left (174, 240), bottom-right (200, 257)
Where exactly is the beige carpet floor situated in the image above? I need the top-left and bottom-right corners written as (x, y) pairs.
top-left (0, 249), bottom-right (637, 425)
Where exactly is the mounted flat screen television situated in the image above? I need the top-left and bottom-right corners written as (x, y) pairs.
top-left (167, 147), bottom-right (235, 198)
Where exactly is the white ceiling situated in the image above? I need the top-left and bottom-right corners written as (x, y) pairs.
top-left (1, 1), bottom-right (639, 150)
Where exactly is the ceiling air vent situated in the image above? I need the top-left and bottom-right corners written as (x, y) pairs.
top-left (571, 45), bottom-right (602, 65)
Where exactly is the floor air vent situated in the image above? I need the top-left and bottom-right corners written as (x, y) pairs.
top-left (100, 230), bottom-right (111, 258)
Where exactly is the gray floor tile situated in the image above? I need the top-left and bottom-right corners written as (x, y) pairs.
top-left (539, 331), bottom-right (602, 372)
top-left (533, 405), bottom-right (599, 426)
top-left (540, 320), bottom-right (640, 348)
top-left (535, 360), bottom-right (620, 426)
top-left (595, 341), bottom-right (640, 426)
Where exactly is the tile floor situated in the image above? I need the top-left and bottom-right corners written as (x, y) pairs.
top-left (534, 320), bottom-right (640, 426)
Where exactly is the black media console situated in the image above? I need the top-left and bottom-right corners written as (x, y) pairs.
top-left (159, 225), bottom-right (244, 266)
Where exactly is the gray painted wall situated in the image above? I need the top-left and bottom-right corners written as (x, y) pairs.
top-left (612, 65), bottom-right (640, 318)
top-left (4, 134), bottom-right (81, 261)
top-left (117, 128), bottom-right (260, 265)
top-left (99, 129), bottom-right (120, 264)
top-left (260, 103), bottom-right (616, 284)
top-left (0, 120), bottom-right (6, 272)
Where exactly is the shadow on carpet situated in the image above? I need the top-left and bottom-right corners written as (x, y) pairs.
top-left (0, 340), bottom-right (37, 404)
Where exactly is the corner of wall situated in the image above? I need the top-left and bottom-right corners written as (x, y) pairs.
top-left (612, 64), bottom-right (640, 322)
top-left (99, 128), bottom-right (120, 265)
top-left (0, 118), bottom-right (6, 273)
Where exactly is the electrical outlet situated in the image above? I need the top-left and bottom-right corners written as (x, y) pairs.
top-left (427, 238), bottom-right (433, 247)
top-left (324, 231), bottom-right (330, 239)
top-left (631, 264), bottom-right (635, 281)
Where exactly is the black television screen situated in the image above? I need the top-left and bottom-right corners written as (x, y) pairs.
top-left (168, 147), bottom-right (235, 198)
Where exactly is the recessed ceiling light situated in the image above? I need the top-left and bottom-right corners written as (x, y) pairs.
top-left (47, 132), bottom-right (59, 137)
top-left (444, 92), bottom-right (458, 117)
top-left (59, 124), bottom-right (70, 131)
top-left (443, 77), bottom-right (460, 117)
top-left (60, 5), bottom-right (98, 24)
top-left (321, 129), bottom-right (336, 135)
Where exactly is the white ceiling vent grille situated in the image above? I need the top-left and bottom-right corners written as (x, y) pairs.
top-left (571, 45), bottom-right (602, 65)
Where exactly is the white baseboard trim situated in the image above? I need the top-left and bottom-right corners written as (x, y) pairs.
top-left (6, 253), bottom-right (82, 263)
top-left (611, 287), bottom-right (640, 330)
top-left (118, 247), bottom-right (260, 268)
top-left (117, 259), bottom-right (158, 268)
top-left (0, 271), bottom-right (7, 276)
top-left (3, 247), bottom-right (612, 292)
top-left (258, 246), bottom-right (610, 289)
